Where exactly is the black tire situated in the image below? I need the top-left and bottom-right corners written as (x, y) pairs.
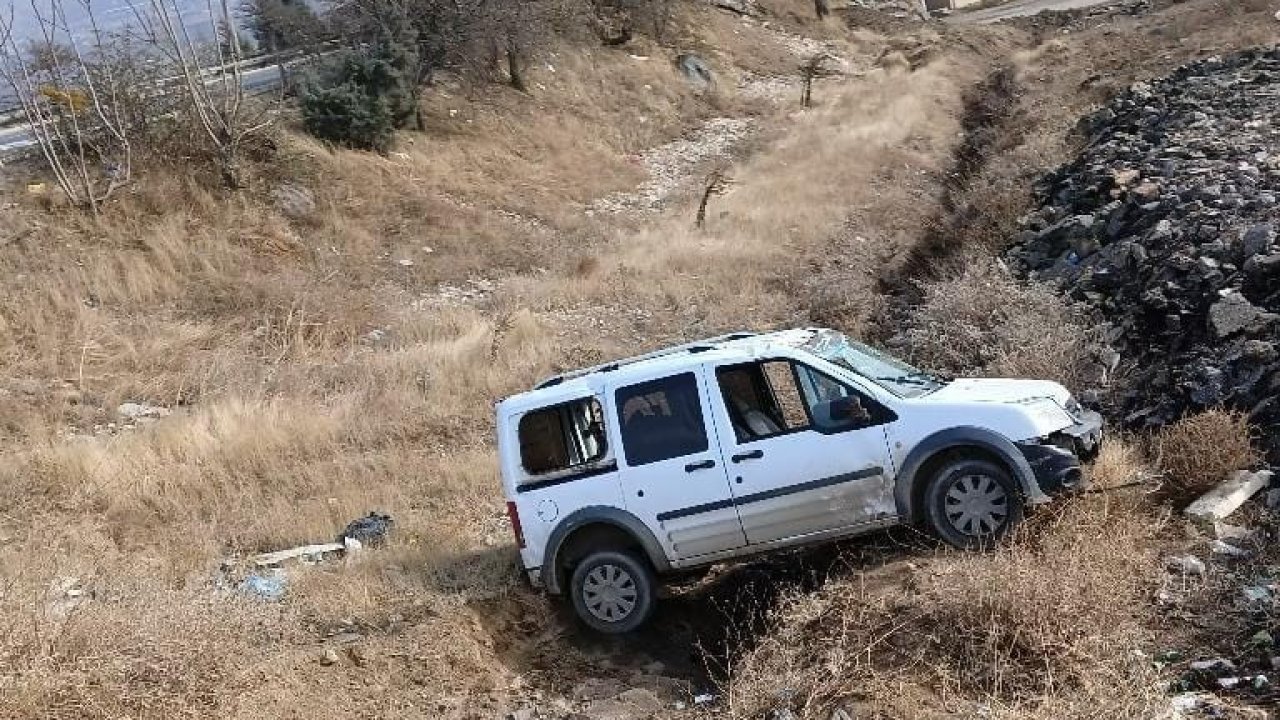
top-left (568, 549), bottom-right (656, 634)
top-left (923, 456), bottom-right (1024, 550)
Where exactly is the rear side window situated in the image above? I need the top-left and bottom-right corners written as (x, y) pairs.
top-left (615, 373), bottom-right (709, 466)
top-left (518, 398), bottom-right (607, 476)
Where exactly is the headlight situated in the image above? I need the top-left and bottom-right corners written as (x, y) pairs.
top-left (1063, 396), bottom-right (1084, 421)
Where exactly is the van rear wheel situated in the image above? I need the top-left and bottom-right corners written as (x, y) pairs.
top-left (569, 549), bottom-right (655, 634)
top-left (924, 457), bottom-right (1023, 550)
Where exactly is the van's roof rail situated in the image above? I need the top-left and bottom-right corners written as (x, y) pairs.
top-left (534, 331), bottom-right (757, 390)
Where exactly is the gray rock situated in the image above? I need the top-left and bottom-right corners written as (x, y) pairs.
top-left (675, 54), bottom-right (714, 89)
top-left (1244, 252), bottom-right (1280, 278)
top-left (615, 689), bottom-right (662, 713)
top-left (274, 183), bottom-right (316, 221)
top-left (708, 0), bottom-right (760, 14)
top-left (1240, 223), bottom-right (1275, 257)
top-left (1208, 293), bottom-right (1274, 338)
top-left (117, 402), bottom-right (171, 419)
top-left (577, 699), bottom-right (649, 720)
top-left (1243, 340), bottom-right (1278, 363)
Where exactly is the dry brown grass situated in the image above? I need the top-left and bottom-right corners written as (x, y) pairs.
top-left (1153, 409), bottom-right (1260, 496)
top-left (727, 468), bottom-right (1165, 719)
top-left (0, 3), bottom-right (1008, 716)
top-left (896, 261), bottom-right (1098, 388)
top-left (1, 0), bottom-right (1267, 716)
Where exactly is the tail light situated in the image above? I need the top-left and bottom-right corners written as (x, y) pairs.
top-left (506, 501), bottom-right (526, 549)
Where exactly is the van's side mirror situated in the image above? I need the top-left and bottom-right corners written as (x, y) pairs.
top-left (831, 395), bottom-right (871, 424)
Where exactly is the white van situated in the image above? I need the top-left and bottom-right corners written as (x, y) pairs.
top-left (496, 328), bottom-right (1102, 633)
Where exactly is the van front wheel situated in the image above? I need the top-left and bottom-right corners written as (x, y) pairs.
top-left (569, 549), bottom-right (656, 634)
top-left (924, 457), bottom-right (1024, 550)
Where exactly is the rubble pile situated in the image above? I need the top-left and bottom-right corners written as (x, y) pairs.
top-left (1008, 49), bottom-right (1280, 462)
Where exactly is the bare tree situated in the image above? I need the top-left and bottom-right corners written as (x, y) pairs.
top-left (127, 0), bottom-right (278, 187)
top-left (695, 170), bottom-right (731, 229)
top-left (800, 52), bottom-right (837, 108)
top-left (0, 0), bottom-right (133, 214)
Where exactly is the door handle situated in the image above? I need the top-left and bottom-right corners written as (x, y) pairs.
top-left (731, 449), bottom-right (764, 463)
top-left (684, 459), bottom-right (716, 472)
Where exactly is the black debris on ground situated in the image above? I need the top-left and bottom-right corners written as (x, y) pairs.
top-left (338, 512), bottom-right (395, 546)
top-left (1008, 48), bottom-right (1280, 463)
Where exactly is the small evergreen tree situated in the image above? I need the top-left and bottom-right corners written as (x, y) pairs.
top-left (300, 44), bottom-right (419, 152)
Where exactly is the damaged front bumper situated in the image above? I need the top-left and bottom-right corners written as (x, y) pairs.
top-left (1018, 410), bottom-right (1104, 495)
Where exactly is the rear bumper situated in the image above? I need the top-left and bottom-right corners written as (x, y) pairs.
top-left (1018, 410), bottom-right (1104, 495)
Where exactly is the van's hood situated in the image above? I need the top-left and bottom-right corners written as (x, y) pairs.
top-left (926, 378), bottom-right (1072, 407)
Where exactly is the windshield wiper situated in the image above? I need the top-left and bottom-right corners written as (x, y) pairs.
top-left (876, 375), bottom-right (931, 387)
top-left (908, 370), bottom-right (952, 383)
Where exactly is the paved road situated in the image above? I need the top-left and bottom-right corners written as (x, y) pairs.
top-left (948, 0), bottom-right (1117, 24)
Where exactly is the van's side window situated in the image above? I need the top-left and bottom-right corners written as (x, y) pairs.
top-left (518, 397), bottom-right (607, 475)
top-left (615, 373), bottom-right (709, 466)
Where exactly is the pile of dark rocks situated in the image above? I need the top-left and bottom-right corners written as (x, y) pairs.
top-left (1008, 48), bottom-right (1280, 462)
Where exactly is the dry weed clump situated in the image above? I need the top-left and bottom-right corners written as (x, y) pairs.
top-left (1153, 409), bottom-right (1259, 495)
top-left (1, 565), bottom-right (302, 719)
top-left (728, 490), bottom-right (1164, 720)
top-left (897, 262), bottom-right (1098, 388)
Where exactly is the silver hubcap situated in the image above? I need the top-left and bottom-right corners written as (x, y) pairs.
top-left (582, 563), bottom-right (638, 624)
top-left (944, 474), bottom-right (1009, 537)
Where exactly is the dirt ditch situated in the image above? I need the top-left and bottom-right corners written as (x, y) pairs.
top-left (471, 527), bottom-right (934, 704)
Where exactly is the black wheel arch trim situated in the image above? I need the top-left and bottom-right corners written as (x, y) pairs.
top-left (541, 506), bottom-right (671, 595)
top-left (893, 426), bottom-right (1048, 520)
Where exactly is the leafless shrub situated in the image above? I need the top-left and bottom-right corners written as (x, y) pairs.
top-left (128, 0), bottom-right (279, 187)
top-left (0, 0), bottom-right (134, 214)
top-left (897, 261), bottom-right (1099, 388)
top-left (799, 53), bottom-right (837, 108)
top-left (590, 0), bottom-right (674, 45)
top-left (1154, 409), bottom-right (1259, 495)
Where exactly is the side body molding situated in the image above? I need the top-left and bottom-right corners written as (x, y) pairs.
top-left (540, 506), bottom-right (672, 595)
top-left (893, 426), bottom-right (1049, 520)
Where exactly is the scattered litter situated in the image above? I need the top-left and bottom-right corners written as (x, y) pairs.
top-left (338, 512), bottom-right (394, 546)
top-left (1190, 658), bottom-right (1235, 672)
top-left (1166, 554), bottom-right (1206, 576)
top-left (1185, 470), bottom-right (1272, 524)
top-left (1242, 585), bottom-right (1275, 604)
top-left (343, 536), bottom-right (364, 553)
top-left (1217, 676), bottom-right (1241, 690)
top-left (693, 692), bottom-right (718, 705)
top-left (1213, 522), bottom-right (1255, 542)
top-left (252, 542), bottom-right (345, 568)
top-left (1210, 539), bottom-right (1249, 557)
top-left (47, 576), bottom-right (91, 617)
top-left (240, 569), bottom-right (288, 601)
top-left (398, 259), bottom-right (415, 267)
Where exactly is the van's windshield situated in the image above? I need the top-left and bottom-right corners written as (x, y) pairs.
top-left (801, 329), bottom-right (947, 398)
